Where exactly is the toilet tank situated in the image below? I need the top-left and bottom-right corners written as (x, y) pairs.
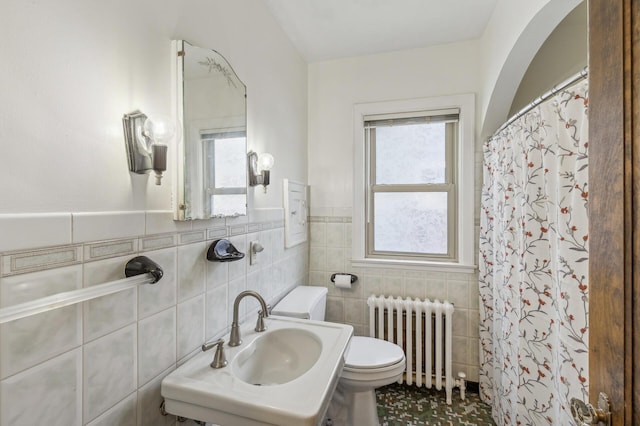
top-left (272, 286), bottom-right (328, 320)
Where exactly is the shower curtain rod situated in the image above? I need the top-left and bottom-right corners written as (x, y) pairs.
top-left (494, 66), bottom-right (589, 136)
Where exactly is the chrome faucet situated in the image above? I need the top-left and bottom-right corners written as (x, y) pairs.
top-left (229, 290), bottom-right (269, 346)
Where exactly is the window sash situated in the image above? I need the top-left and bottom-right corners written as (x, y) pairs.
top-left (365, 119), bottom-right (458, 261)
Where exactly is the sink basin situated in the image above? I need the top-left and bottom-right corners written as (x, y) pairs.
top-left (161, 316), bottom-right (353, 426)
top-left (232, 328), bottom-right (322, 386)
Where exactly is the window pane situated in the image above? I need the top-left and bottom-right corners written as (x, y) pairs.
top-left (375, 122), bottom-right (446, 184)
top-left (373, 192), bottom-right (448, 254)
top-left (212, 194), bottom-right (246, 216)
top-left (214, 137), bottom-right (246, 188)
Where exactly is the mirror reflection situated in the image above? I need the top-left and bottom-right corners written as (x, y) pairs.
top-left (175, 40), bottom-right (247, 220)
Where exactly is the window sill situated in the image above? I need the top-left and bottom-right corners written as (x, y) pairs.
top-left (351, 258), bottom-right (477, 274)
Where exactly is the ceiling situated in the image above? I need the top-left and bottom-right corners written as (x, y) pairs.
top-left (264, 0), bottom-right (499, 62)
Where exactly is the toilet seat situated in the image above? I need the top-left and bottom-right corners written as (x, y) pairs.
top-left (344, 336), bottom-right (405, 370)
top-left (342, 360), bottom-right (405, 375)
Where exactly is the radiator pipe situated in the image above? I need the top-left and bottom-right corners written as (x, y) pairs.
top-left (456, 372), bottom-right (467, 401)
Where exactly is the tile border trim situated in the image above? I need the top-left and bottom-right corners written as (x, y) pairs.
top-left (1, 219), bottom-right (285, 277)
top-left (1, 245), bottom-right (83, 277)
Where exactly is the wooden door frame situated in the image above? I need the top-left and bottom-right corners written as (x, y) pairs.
top-left (588, 0), bottom-right (638, 424)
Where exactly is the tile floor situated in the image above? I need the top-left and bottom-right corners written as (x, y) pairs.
top-left (376, 383), bottom-right (495, 425)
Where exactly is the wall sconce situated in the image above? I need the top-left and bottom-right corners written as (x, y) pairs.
top-left (247, 151), bottom-right (274, 193)
top-left (122, 110), bottom-right (177, 185)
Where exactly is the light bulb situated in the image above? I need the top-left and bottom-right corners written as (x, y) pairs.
top-left (258, 153), bottom-right (274, 171)
top-left (143, 115), bottom-right (176, 145)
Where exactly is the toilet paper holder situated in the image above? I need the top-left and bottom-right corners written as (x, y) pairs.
top-left (330, 273), bottom-right (358, 284)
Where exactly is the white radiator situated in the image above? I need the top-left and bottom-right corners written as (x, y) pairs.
top-left (367, 295), bottom-right (464, 404)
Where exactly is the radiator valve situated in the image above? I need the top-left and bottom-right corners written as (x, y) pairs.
top-left (456, 372), bottom-right (467, 401)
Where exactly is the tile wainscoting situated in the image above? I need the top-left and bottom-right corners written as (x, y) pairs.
top-left (308, 215), bottom-right (480, 383)
top-left (0, 210), bottom-right (308, 426)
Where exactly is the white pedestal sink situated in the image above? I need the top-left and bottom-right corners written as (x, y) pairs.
top-left (161, 316), bottom-right (353, 426)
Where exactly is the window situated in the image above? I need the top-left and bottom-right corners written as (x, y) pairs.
top-left (366, 110), bottom-right (458, 261)
top-left (201, 130), bottom-right (247, 217)
top-left (353, 95), bottom-right (475, 271)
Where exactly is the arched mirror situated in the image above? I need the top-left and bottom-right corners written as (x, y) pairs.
top-left (174, 40), bottom-right (247, 220)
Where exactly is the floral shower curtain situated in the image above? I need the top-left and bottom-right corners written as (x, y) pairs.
top-left (478, 78), bottom-right (589, 426)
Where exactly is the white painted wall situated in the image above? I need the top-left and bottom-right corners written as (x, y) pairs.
top-left (509, 1), bottom-right (587, 116)
top-left (307, 41), bottom-right (483, 213)
top-left (0, 0), bottom-right (307, 215)
top-left (1, 0), bottom-right (175, 213)
top-left (478, 0), bottom-right (583, 138)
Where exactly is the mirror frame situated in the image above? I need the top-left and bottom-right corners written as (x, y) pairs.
top-left (173, 40), bottom-right (185, 220)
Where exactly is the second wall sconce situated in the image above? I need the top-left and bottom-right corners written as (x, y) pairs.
top-left (247, 151), bottom-right (274, 193)
top-left (123, 110), bottom-right (178, 185)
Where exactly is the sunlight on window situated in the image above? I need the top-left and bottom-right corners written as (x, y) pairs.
top-left (375, 123), bottom-right (446, 185)
top-left (214, 137), bottom-right (246, 188)
top-left (374, 192), bottom-right (448, 254)
top-left (212, 194), bottom-right (246, 216)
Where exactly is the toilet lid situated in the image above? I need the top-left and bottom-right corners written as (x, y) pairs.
top-left (345, 336), bottom-right (405, 369)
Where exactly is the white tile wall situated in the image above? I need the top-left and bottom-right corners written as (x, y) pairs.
top-left (205, 285), bottom-right (228, 342)
top-left (0, 265), bottom-right (83, 379)
top-left (83, 256), bottom-right (138, 342)
top-left (138, 308), bottom-right (176, 387)
top-left (177, 294), bottom-right (205, 360)
top-left (86, 393), bottom-right (136, 426)
top-left (89, 393), bottom-right (137, 426)
top-left (0, 209), bottom-right (307, 425)
top-left (72, 212), bottom-right (146, 244)
top-left (137, 247), bottom-right (177, 319)
top-left (177, 242), bottom-right (206, 301)
top-left (0, 213), bottom-right (72, 252)
top-left (308, 215), bottom-right (481, 383)
top-left (83, 325), bottom-right (137, 423)
top-left (136, 368), bottom-right (175, 426)
top-left (0, 349), bottom-right (82, 426)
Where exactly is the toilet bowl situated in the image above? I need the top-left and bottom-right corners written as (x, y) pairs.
top-left (272, 286), bottom-right (406, 425)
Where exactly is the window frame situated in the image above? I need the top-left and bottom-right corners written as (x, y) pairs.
top-left (366, 117), bottom-right (458, 261)
top-left (352, 94), bottom-right (476, 272)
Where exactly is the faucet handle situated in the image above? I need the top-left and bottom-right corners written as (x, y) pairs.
top-left (202, 338), bottom-right (227, 368)
top-left (255, 311), bottom-right (267, 332)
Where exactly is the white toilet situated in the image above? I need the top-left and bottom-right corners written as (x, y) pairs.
top-left (272, 286), bottom-right (406, 425)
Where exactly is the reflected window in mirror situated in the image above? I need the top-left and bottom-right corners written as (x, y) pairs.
top-left (202, 131), bottom-right (247, 217)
